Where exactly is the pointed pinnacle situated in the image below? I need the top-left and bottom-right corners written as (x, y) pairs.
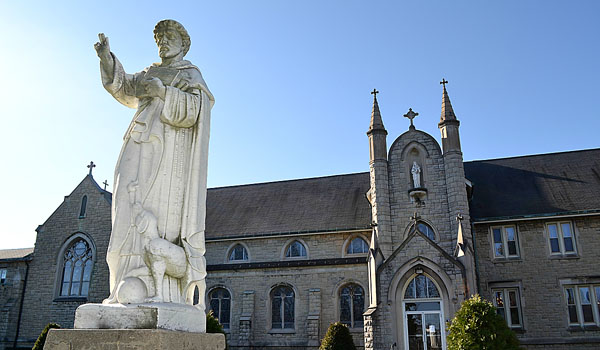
top-left (440, 83), bottom-right (457, 122)
top-left (369, 90), bottom-right (386, 132)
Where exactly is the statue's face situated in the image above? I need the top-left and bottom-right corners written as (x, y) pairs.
top-left (156, 28), bottom-right (184, 59)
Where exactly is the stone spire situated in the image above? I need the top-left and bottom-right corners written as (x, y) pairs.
top-left (439, 79), bottom-right (457, 123)
top-left (367, 89), bottom-right (388, 162)
top-left (368, 89), bottom-right (386, 132)
top-left (438, 79), bottom-right (461, 154)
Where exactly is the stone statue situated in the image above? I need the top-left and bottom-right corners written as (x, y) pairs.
top-left (93, 20), bottom-right (214, 310)
top-left (411, 161), bottom-right (421, 188)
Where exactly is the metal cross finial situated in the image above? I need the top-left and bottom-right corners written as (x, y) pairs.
top-left (371, 89), bottom-right (379, 98)
top-left (440, 78), bottom-right (448, 88)
top-left (87, 161), bottom-right (96, 175)
top-left (404, 108), bottom-right (419, 127)
top-left (103, 180), bottom-right (109, 190)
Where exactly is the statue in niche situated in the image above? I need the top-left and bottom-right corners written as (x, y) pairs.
top-left (411, 161), bottom-right (422, 188)
top-left (94, 20), bottom-right (214, 309)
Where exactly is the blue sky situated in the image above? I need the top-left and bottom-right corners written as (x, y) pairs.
top-left (1, 1), bottom-right (598, 249)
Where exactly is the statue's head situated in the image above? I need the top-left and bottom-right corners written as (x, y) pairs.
top-left (154, 19), bottom-right (191, 59)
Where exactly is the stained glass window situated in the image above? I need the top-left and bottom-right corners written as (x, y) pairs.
top-left (60, 238), bottom-right (93, 297)
top-left (340, 284), bottom-right (365, 328)
top-left (271, 286), bottom-right (295, 329)
top-left (209, 288), bottom-right (231, 329)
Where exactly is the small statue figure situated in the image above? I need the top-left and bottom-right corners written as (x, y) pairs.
top-left (411, 161), bottom-right (421, 188)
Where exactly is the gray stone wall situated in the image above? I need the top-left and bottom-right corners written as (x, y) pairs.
top-left (206, 234), bottom-right (369, 350)
top-left (0, 260), bottom-right (28, 350)
top-left (16, 176), bottom-right (111, 348)
top-left (474, 215), bottom-right (600, 349)
top-left (205, 231), bottom-right (370, 264)
top-left (387, 129), bottom-right (454, 255)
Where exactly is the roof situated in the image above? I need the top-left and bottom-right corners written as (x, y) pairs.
top-left (205, 172), bottom-right (372, 239)
top-left (0, 248), bottom-right (34, 261)
top-left (464, 148), bottom-right (600, 220)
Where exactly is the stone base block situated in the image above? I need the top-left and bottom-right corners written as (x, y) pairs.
top-left (43, 329), bottom-right (225, 350)
top-left (75, 302), bottom-right (205, 333)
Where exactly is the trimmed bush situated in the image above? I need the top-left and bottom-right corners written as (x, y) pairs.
top-left (447, 295), bottom-right (521, 350)
top-left (206, 310), bottom-right (228, 349)
top-left (320, 322), bottom-right (356, 350)
top-left (32, 323), bottom-right (61, 350)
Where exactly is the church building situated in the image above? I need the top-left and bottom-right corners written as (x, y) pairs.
top-left (1, 84), bottom-right (599, 350)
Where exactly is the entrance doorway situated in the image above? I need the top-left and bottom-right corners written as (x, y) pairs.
top-left (402, 274), bottom-right (445, 350)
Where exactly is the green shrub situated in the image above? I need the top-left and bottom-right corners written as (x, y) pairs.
top-left (32, 323), bottom-right (61, 350)
top-left (447, 295), bottom-right (521, 350)
top-left (206, 310), bottom-right (228, 349)
top-left (320, 322), bottom-right (356, 350)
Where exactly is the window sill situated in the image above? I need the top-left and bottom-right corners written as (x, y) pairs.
top-left (343, 253), bottom-right (368, 258)
top-left (548, 254), bottom-right (579, 260)
top-left (492, 257), bottom-right (522, 263)
top-left (53, 296), bottom-right (88, 302)
top-left (281, 257), bottom-right (308, 261)
top-left (225, 260), bottom-right (249, 264)
top-left (268, 328), bottom-right (296, 334)
top-left (511, 327), bottom-right (526, 334)
top-left (568, 325), bottom-right (600, 332)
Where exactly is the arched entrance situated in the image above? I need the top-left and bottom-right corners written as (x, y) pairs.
top-left (402, 274), bottom-right (445, 350)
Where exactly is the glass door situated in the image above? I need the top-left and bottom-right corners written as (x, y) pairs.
top-left (405, 311), bottom-right (443, 350)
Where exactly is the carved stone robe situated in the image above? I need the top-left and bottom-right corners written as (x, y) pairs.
top-left (101, 56), bottom-right (214, 305)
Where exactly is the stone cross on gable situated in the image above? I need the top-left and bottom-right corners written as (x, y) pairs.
top-left (87, 161), bottom-right (96, 175)
top-left (410, 211), bottom-right (421, 223)
top-left (103, 180), bottom-right (109, 190)
top-left (404, 108), bottom-right (418, 127)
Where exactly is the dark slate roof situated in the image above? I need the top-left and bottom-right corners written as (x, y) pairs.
top-left (0, 248), bottom-right (34, 261)
top-left (205, 172), bottom-right (372, 239)
top-left (464, 148), bottom-right (600, 220)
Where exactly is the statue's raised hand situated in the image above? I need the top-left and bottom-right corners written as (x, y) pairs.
top-left (94, 33), bottom-right (111, 60)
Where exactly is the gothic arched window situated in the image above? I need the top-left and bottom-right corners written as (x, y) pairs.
top-left (79, 195), bottom-right (87, 218)
top-left (208, 288), bottom-right (231, 329)
top-left (404, 274), bottom-right (440, 300)
top-left (271, 285), bottom-right (295, 329)
top-left (284, 241), bottom-right (307, 258)
top-left (228, 244), bottom-right (249, 262)
top-left (417, 222), bottom-right (436, 241)
top-left (340, 283), bottom-right (365, 328)
top-left (60, 238), bottom-right (94, 297)
top-left (346, 237), bottom-right (369, 255)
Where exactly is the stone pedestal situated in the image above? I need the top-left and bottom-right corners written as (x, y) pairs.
top-left (75, 303), bottom-right (205, 333)
top-left (43, 329), bottom-right (225, 350)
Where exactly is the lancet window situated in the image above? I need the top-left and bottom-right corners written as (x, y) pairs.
top-left (59, 238), bottom-right (94, 297)
top-left (340, 283), bottom-right (365, 328)
top-left (271, 285), bottom-right (295, 329)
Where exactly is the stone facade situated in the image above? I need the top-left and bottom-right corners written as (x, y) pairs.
top-left (0, 250), bottom-right (32, 350)
top-left (2, 87), bottom-right (600, 350)
top-left (205, 231), bottom-right (370, 349)
top-left (14, 176), bottom-right (112, 348)
top-left (474, 217), bottom-right (600, 349)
